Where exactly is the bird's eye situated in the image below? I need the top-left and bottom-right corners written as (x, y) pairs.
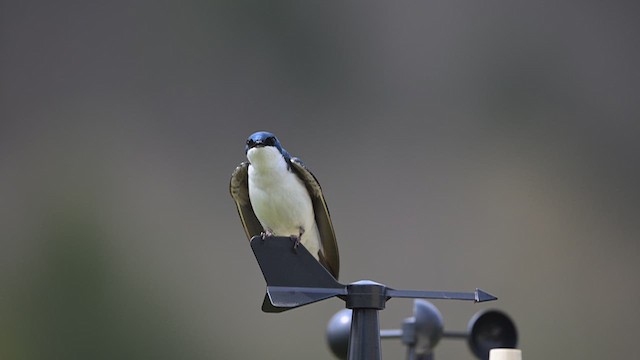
top-left (265, 136), bottom-right (276, 146)
top-left (246, 139), bottom-right (256, 147)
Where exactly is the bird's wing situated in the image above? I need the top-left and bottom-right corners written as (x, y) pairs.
top-left (229, 162), bottom-right (264, 240)
top-left (290, 157), bottom-right (340, 279)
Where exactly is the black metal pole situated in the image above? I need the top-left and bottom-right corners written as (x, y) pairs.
top-left (349, 308), bottom-right (381, 360)
top-left (344, 280), bottom-right (387, 360)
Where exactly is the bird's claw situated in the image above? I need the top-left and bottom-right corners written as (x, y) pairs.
top-left (260, 229), bottom-right (274, 242)
top-left (289, 226), bottom-right (304, 253)
top-left (289, 235), bottom-right (301, 253)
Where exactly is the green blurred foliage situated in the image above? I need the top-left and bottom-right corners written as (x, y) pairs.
top-left (2, 207), bottom-right (210, 360)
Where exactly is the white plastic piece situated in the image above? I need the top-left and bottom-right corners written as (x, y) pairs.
top-left (489, 348), bottom-right (522, 360)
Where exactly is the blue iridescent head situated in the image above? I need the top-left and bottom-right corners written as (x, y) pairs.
top-left (245, 131), bottom-right (287, 156)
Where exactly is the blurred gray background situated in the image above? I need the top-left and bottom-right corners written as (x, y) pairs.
top-left (1, 1), bottom-right (639, 359)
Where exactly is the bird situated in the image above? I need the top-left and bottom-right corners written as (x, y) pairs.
top-left (230, 131), bottom-right (340, 279)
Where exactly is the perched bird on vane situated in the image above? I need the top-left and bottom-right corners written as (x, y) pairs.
top-left (230, 131), bottom-right (340, 279)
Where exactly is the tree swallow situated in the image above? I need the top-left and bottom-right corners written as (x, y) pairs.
top-left (230, 131), bottom-right (340, 279)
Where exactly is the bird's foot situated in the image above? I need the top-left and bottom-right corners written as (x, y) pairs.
top-left (289, 226), bottom-right (304, 253)
top-left (260, 229), bottom-right (274, 241)
top-left (289, 235), bottom-right (301, 253)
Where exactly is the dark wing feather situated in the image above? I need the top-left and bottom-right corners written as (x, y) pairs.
top-left (290, 157), bottom-right (340, 279)
top-left (229, 162), bottom-right (263, 240)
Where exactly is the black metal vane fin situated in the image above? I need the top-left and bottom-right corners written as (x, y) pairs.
top-left (250, 236), bottom-right (344, 312)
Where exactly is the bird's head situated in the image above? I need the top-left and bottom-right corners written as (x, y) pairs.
top-left (245, 131), bottom-right (290, 167)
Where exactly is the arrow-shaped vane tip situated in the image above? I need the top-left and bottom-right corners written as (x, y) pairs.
top-left (475, 288), bottom-right (498, 302)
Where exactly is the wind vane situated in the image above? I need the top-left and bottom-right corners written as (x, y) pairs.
top-left (250, 236), bottom-right (498, 360)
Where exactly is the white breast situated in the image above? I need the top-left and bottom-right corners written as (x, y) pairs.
top-left (247, 147), bottom-right (321, 258)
